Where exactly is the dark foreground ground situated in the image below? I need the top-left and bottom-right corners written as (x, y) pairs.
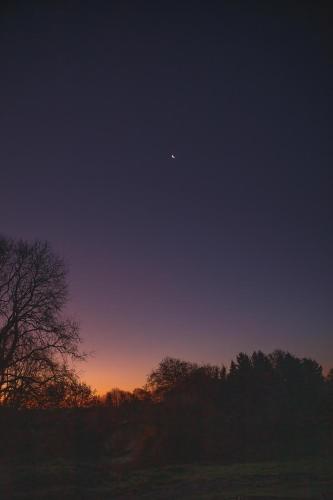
top-left (1, 458), bottom-right (332, 499)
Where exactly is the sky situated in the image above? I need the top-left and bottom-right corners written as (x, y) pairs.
top-left (1, 1), bottom-right (332, 393)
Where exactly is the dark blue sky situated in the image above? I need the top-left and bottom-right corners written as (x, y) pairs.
top-left (1, 2), bottom-right (332, 391)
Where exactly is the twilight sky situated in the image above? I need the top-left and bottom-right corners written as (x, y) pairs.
top-left (1, 2), bottom-right (332, 392)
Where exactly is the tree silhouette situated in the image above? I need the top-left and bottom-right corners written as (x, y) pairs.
top-left (105, 388), bottom-right (133, 408)
top-left (0, 236), bottom-right (85, 407)
top-left (31, 373), bottom-right (97, 408)
top-left (146, 357), bottom-right (198, 398)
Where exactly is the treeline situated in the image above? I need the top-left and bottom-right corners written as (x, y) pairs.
top-left (1, 351), bottom-right (332, 465)
top-left (1, 237), bottom-right (332, 464)
top-left (100, 351), bottom-right (333, 463)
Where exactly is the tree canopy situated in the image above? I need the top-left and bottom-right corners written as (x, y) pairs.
top-left (0, 236), bottom-right (86, 407)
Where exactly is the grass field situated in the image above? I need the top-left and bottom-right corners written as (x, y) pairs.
top-left (1, 457), bottom-right (332, 499)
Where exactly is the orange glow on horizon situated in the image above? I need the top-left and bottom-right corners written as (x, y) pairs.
top-left (88, 379), bottom-right (144, 396)
top-left (80, 360), bottom-right (150, 396)
top-left (80, 355), bottom-right (333, 397)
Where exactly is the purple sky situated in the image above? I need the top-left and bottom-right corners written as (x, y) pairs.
top-left (1, 2), bottom-right (332, 392)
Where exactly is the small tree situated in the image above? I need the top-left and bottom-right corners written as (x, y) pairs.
top-left (35, 373), bottom-right (98, 408)
top-left (104, 388), bottom-right (133, 408)
top-left (146, 357), bottom-right (197, 398)
top-left (0, 236), bottom-right (85, 407)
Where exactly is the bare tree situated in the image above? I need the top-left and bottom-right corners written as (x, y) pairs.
top-left (0, 236), bottom-right (85, 407)
top-left (31, 372), bottom-right (99, 408)
top-left (105, 388), bottom-right (133, 408)
top-left (146, 357), bottom-right (199, 398)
